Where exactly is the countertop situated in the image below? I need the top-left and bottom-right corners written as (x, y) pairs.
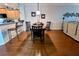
top-left (0, 22), bottom-right (15, 26)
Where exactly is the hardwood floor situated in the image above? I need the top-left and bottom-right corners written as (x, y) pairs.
top-left (46, 30), bottom-right (79, 56)
top-left (17, 34), bottom-right (57, 56)
top-left (0, 31), bottom-right (30, 56)
top-left (0, 30), bottom-right (79, 56)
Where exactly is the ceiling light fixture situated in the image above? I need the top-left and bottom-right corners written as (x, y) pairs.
top-left (36, 3), bottom-right (40, 16)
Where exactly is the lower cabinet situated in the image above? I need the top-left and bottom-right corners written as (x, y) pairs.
top-left (63, 21), bottom-right (68, 33)
top-left (75, 25), bottom-right (79, 41)
top-left (9, 26), bottom-right (23, 39)
top-left (0, 29), bottom-right (9, 46)
top-left (67, 22), bottom-right (77, 38)
top-left (63, 21), bottom-right (79, 41)
top-left (0, 23), bottom-right (23, 46)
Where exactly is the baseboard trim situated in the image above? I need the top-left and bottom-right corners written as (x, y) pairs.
top-left (63, 32), bottom-right (79, 43)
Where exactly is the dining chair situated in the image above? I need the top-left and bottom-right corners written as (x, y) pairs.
top-left (26, 21), bottom-right (31, 31)
top-left (31, 25), bottom-right (45, 41)
top-left (46, 21), bottom-right (51, 31)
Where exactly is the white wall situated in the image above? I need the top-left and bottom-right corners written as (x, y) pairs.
top-left (24, 3), bottom-right (38, 25)
top-left (19, 3), bottom-right (79, 30)
top-left (18, 3), bottom-right (26, 31)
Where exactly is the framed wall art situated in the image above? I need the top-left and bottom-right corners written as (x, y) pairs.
top-left (41, 14), bottom-right (45, 19)
top-left (31, 12), bottom-right (36, 17)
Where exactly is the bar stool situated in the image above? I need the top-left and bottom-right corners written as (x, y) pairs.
top-left (8, 22), bottom-right (19, 40)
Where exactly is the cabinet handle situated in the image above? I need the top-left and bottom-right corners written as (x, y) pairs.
top-left (75, 24), bottom-right (78, 35)
top-left (66, 22), bottom-right (68, 33)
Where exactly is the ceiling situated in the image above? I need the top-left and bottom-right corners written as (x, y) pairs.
top-left (0, 3), bottom-right (19, 9)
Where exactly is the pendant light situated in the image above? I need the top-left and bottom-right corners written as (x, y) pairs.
top-left (36, 3), bottom-right (40, 16)
top-left (4, 3), bottom-right (8, 6)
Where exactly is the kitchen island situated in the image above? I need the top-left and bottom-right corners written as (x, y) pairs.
top-left (0, 22), bottom-right (16, 46)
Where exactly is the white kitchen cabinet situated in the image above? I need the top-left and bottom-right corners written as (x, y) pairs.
top-left (0, 23), bottom-right (16, 46)
top-left (63, 21), bottom-right (68, 33)
top-left (67, 22), bottom-right (77, 38)
top-left (75, 24), bottom-right (79, 41)
top-left (0, 23), bottom-right (23, 46)
top-left (9, 26), bottom-right (23, 39)
top-left (63, 21), bottom-right (79, 41)
top-left (0, 29), bottom-right (9, 46)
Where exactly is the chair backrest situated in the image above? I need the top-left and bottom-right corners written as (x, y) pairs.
top-left (38, 25), bottom-right (42, 29)
top-left (26, 22), bottom-right (30, 27)
top-left (32, 25), bottom-right (43, 29)
top-left (32, 26), bottom-right (37, 29)
top-left (26, 21), bottom-right (31, 31)
top-left (46, 21), bottom-right (51, 28)
top-left (19, 20), bottom-right (24, 25)
top-left (31, 25), bottom-right (43, 36)
top-left (16, 20), bottom-right (24, 27)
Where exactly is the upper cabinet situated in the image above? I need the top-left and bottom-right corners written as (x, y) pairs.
top-left (0, 8), bottom-right (6, 14)
top-left (6, 9), bottom-right (20, 20)
top-left (0, 8), bottom-right (20, 20)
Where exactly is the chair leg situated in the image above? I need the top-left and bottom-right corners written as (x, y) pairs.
top-left (31, 32), bottom-right (33, 40)
top-left (31, 32), bottom-right (35, 41)
top-left (41, 37), bottom-right (44, 42)
top-left (41, 32), bottom-right (44, 42)
top-left (16, 29), bottom-right (19, 40)
top-left (31, 34), bottom-right (33, 40)
top-left (8, 30), bottom-right (11, 40)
